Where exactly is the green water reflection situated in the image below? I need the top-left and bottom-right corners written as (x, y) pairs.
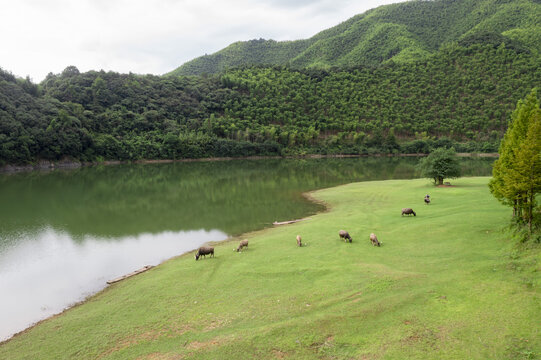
top-left (0, 157), bottom-right (494, 242)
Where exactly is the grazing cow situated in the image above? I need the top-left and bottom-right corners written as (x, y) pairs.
top-left (296, 235), bottom-right (302, 247)
top-left (236, 239), bottom-right (249, 252)
top-left (195, 246), bottom-right (214, 260)
top-left (401, 208), bottom-right (416, 216)
top-left (339, 230), bottom-right (352, 243)
top-left (369, 233), bottom-right (381, 247)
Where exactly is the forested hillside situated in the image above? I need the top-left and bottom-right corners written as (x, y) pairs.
top-left (1, 0), bottom-right (540, 165)
top-left (1, 40), bottom-right (539, 164)
top-left (217, 44), bottom-right (540, 152)
top-left (170, 0), bottom-right (541, 76)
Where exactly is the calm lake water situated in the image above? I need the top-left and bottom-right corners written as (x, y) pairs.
top-left (0, 157), bottom-right (494, 340)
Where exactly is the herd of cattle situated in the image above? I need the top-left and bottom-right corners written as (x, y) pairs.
top-left (195, 194), bottom-right (431, 260)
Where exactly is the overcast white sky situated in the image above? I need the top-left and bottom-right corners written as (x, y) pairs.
top-left (1, 0), bottom-right (403, 82)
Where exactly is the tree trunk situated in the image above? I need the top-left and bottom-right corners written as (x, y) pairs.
top-left (438, 177), bottom-right (444, 185)
top-left (528, 191), bottom-right (533, 234)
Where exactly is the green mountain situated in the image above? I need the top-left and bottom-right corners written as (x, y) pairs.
top-left (2, 39), bottom-right (540, 165)
top-left (1, 0), bottom-right (540, 165)
top-left (169, 0), bottom-right (541, 76)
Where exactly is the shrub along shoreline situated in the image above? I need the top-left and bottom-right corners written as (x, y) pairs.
top-left (0, 152), bottom-right (498, 174)
top-left (0, 177), bottom-right (537, 359)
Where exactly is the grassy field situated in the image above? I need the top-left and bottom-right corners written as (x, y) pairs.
top-left (1, 177), bottom-right (539, 359)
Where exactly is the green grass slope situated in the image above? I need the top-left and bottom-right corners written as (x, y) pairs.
top-left (169, 0), bottom-right (541, 76)
top-left (1, 177), bottom-right (539, 359)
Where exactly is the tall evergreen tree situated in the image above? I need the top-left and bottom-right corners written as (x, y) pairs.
top-left (489, 89), bottom-right (541, 232)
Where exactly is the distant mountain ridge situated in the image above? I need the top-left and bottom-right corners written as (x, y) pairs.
top-left (169, 0), bottom-right (541, 76)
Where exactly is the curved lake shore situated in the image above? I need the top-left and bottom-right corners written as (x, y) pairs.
top-left (1, 176), bottom-right (537, 359)
top-left (0, 157), bottom-right (495, 342)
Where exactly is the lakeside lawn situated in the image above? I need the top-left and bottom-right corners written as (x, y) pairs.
top-left (1, 177), bottom-right (539, 359)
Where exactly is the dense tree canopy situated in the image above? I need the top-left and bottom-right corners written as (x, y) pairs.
top-left (218, 43), bottom-right (539, 149)
top-left (416, 147), bottom-right (461, 185)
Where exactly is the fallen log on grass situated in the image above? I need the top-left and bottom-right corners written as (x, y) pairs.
top-left (272, 218), bottom-right (310, 226)
top-left (106, 265), bottom-right (154, 284)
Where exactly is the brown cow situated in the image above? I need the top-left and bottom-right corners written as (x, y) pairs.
top-left (195, 246), bottom-right (214, 260)
top-left (369, 233), bottom-right (381, 247)
top-left (236, 239), bottom-right (249, 252)
top-left (339, 230), bottom-right (352, 243)
top-left (401, 208), bottom-right (416, 216)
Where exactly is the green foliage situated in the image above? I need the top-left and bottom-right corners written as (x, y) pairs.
top-left (172, 38), bottom-right (311, 77)
top-left (416, 147), bottom-right (461, 185)
top-left (217, 43), bottom-right (539, 150)
top-left (169, 0), bottom-right (541, 76)
top-left (489, 89), bottom-right (541, 235)
top-left (503, 26), bottom-right (541, 56)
